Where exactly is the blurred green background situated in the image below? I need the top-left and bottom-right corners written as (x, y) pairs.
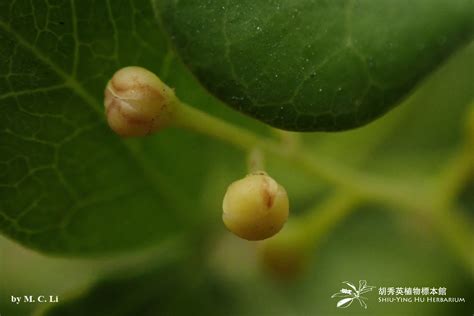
top-left (0, 0), bottom-right (472, 315)
top-left (1, 40), bottom-right (472, 316)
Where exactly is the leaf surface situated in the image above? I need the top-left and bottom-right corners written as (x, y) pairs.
top-left (0, 0), bottom-right (250, 255)
top-left (156, 0), bottom-right (473, 131)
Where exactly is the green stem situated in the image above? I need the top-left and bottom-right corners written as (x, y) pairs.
top-left (271, 129), bottom-right (301, 151)
top-left (173, 101), bottom-right (473, 274)
top-left (247, 147), bottom-right (265, 173)
top-left (175, 102), bottom-right (422, 210)
top-left (429, 208), bottom-right (474, 275)
top-left (298, 192), bottom-right (361, 248)
top-left (174, 102), bottom-right (260, 150)
top-left (434, 144), bottom-right (473, 209)
top-left (294, 191), bottom-right (473, 276)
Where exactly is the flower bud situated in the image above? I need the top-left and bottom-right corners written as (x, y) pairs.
top-left (222, 171), bottom-right (289, 241)
top-left (104, 66), bottom-right (177, 137)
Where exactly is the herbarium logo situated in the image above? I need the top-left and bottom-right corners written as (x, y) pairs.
top-left (331, 280), bottom-right (376, 309)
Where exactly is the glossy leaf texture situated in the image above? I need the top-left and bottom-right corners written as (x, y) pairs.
top-left (155, 0), bottom-right (474, 131)
top-left (0, 0), bottom-right (256, 255)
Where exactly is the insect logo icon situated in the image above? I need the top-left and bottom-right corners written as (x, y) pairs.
top-left (331, 280), bottom-right (376, 309)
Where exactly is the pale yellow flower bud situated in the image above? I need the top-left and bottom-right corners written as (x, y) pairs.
top-left (104, 66), bottom-right (177, 137)
top-left (222, 171), bottom-right (289, 241)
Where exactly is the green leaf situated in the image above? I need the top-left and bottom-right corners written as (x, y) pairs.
top-left (155, 0), bottom-right (473, 131)
top-left (0, 0), bottom-right (251, 255)
top-left (269, 44), bottom-right (474, 222)
top-left (301, 44), bottom-right (474, 177)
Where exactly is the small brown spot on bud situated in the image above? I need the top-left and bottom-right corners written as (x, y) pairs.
top-left (261, 177), bottom-right (276, 209)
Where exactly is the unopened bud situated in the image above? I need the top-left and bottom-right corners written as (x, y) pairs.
top-left (222, 171), bottom-right (289, 241)
top-left (104, 66), bottom-right (178, 137)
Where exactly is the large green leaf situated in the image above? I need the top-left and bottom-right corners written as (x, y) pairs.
top-left (155, 0), bottom-right (473, 131)
top-left (0, 0), bottom-right (472, 259)
top-left (0, 2), bottom-right (471, 312)
top-left (0, 0), bottom-right (253, 255)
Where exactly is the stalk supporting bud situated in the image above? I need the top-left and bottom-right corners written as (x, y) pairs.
top-left (104, 66), bottom-right (178, 137)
